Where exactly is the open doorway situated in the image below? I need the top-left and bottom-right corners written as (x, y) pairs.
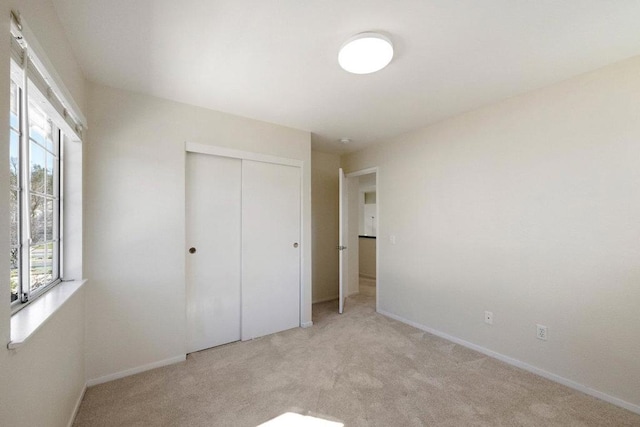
top-left (338, 168), bottom-right (378, 314)
top-left (357, 173), bottom-right (377, 297)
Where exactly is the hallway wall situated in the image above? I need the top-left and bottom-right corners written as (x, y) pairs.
top-left (311, 151), bottom-right (340, 303)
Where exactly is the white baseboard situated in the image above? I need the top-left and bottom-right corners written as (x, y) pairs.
top-left (301, 321), bottom-right (313, 328)
top-left (312, 293), bottom-right (361, 303)
top-left (377, 309), bottom-right (640, 416)
top-left (67, 383), bottom-right (87, 427)
top-left (312, 295), bottom-right (338, 304)
top-left (86, 355), bottom-right (186, 387)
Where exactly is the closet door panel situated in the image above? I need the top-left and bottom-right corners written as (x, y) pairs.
top-left (186, 153), bottom-right (242, 353)
top-left (241, 160), bottom-right (301, 340)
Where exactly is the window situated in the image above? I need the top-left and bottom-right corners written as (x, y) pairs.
top-left (9, 64), bottom-right (63, 309)
top-left (9, 80), bottom-right (20, 303)
top-left (8, 11), bottom-right (85, 315)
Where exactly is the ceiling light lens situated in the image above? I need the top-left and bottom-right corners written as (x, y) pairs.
top-left (339, 33), bottom-right (393, 74)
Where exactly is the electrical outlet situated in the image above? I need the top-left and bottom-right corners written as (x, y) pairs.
top-left (536, 324), bottom-right (548, 341)
top-left (484, 311), bottom-right (493, 325)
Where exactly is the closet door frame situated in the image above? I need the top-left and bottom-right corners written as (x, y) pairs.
top-left (184, 142), bottom-right (305, 328)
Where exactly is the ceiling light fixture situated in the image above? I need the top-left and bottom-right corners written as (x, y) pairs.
top-left (339, 138), bottom-right (351, 145)
top-left (338, 32), bottom-right (394, 74)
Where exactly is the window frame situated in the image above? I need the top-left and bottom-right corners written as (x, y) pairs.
top-left (9, 78), bottom-right (22, 307)
top-left (10, 61), bottom-right (64, 313)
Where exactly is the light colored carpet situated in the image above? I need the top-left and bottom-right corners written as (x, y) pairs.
top-left (74, 294), bottom-right (640, 426)
top-left (359, 276), bottom-right (376, 297)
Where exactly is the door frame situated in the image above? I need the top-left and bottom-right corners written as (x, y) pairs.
top-left (339, 168), bottom-right (346, 314)
top-left (185, 142), bottom-right (306, 327)
top-left (344, 166), bottom-right (379, 311)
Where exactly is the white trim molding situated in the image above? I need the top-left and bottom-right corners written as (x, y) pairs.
top-left (86, 355), bottom-right (187, 387)
top-left (345, 167), bottom-right (377, 178)
top-left (378, 309), bottom-right (640, 416)
top-left (67, 384), bottom-right (87, 427)
top-left (185, 142), bottom-right (302, 168)
top-left (312, 295), bottom-right (339, 304)
top-left (8, 279), bottom-right (88, 349)
top-left (343, 166), bottom-right (380, 312)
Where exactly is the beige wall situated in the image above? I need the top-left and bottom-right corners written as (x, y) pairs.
top-left (0, 2), bottom-right (87, 426)
top-left (358, 238), bottom-right (376, 279)
top-left (347, 176), bottom-right (360, 296)
top-left (311, 151), bottom-right (340, 303)
top-left (342, 56), bottom-right (640, 411)
top-left (358, 173), bottom-right (376, 236)
top-left (84, 83), bottom-right (312, 383)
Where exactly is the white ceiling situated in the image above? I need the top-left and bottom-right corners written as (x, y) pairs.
top-left (51, 0), bottom-right (640, 153)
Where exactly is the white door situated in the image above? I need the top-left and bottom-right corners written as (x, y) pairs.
top-left (338, 168), bottom-right (348, 314)
top-left (186, 153), bottom-right (242, 353)
top-left (241, 160), bottom-right (301, 340)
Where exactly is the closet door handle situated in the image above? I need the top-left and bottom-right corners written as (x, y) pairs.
top-left (189, 247), bottom-right (197, 254)
top-left (293, 242), bottom-right (299, 248)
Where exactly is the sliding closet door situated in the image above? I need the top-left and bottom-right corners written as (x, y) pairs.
top-left (186, 153), bottom-right (242, 353)
top-left (241, 160), bottom-right (301, 340)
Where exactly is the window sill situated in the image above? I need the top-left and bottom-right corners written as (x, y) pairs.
top-left (8, 279), bottom-right (87, 350)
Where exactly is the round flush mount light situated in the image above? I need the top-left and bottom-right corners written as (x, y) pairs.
top-left (339, 138), bottom-right (351, 145)
top-left (338, 32), bottom-right (394, 74)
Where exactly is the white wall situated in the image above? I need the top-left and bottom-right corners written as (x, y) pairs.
top-left (311, 151), bottom-right (339, 303)
top-left (357, 173), bottom-right (376, 236)
top-left (358, 238), bottom-right (376, 279)
top-left (357, 175), bottom-right (377, 279)
top-left (0, 1), bottom-right (87, 426)
top-left (342, 56), bottom-right (640, 411)
top-left (362, 203), bottom-right (377, 236)
top-left (347, 177), bottom-right (360, 296)
top-left (84, 83), bottom-right (311, 382)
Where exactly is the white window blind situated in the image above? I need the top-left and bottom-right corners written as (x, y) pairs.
top-left (10, 11), bottom-right (86, 142)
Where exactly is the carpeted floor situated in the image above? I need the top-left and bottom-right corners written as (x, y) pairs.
top-left (359, 276), bottom-right (376, 297)
top-left (74, 292), bottom-right (640, 426)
